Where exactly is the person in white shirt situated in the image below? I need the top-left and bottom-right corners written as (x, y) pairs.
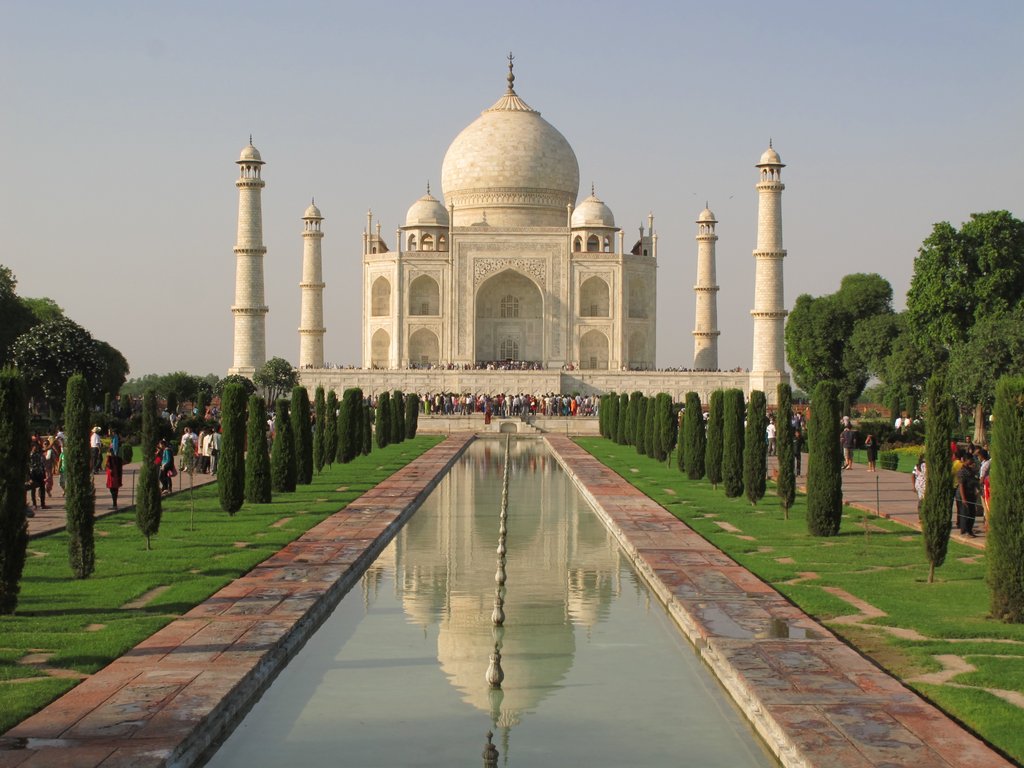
top-left (766, 420), bottom-right (777, 456)
top-left (90, 427), bottom-right (102, 473)
top-left (209, 429), bottom-right (222, 475)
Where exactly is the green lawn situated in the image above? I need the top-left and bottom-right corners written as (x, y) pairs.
top-left (0, 436), bottom-right (442, 733)
top-left (576, 437), bottom-right (1024, 765)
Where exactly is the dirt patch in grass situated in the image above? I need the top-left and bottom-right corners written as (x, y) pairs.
top-left (121, 585), bottom-right (171, 609)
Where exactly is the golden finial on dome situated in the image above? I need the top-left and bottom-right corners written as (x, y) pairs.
top-left (506, 51), bottom-right (515, 93)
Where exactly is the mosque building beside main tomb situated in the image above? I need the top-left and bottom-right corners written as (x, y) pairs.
top-left (229, 58), bottom-right (789, 403)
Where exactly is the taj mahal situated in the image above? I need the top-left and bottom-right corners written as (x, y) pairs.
top-left (228, 57), bottom-right (789, 403)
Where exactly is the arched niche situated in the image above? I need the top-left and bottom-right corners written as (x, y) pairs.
top-left (475, 270), bottom-right (543, 363)
top-left (371, 277), bottom-right (391, 317)
top-left (628, 277), bottom-right (649, 319)
top-left (371, 328), bottom-right (391, 368)
top-left (628, 329), bottom-right (649, 368)
top-left (408, 328), bottom-right (439, 366)
top-left (409, 275), bottom-right (440, 316)
top-left (579, 276), bottom-right (609, 317)
top-left (580, 329), bottom-right (609, 370)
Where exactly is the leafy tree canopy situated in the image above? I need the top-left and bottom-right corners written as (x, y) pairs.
top-left (254, 357), bottom-right (298, 405)
top-left (0, 266), bottom-right (42, 364)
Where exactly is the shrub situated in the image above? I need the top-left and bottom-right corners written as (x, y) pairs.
top-left (705, 390), bottom-right (724, 488)
top-left (244, 395), bottom-right (272, 504)
top-left (217, 383), bottom-right (246, 514)
top-left (988, 375), bottom-right (1024, 621)
top-left (291, 386), bottom-right (313, 485)
top-left (271, 399), bottom-right (296, 493)
top-left (921, 375), bottom-right (954, 583)
top-left (135, 389), bottom-right (162, 549)
top-left (878, 451), bottom-right (900, 471)
top-left (807, 381), bottom-right (843, 536)
top-left (722, 389), bottom-right (745, 497)
top-left (776, 383), bottom-right (795, 518)
top-left (0, 368), bottom-right (29, 613)
top-left (744, 390), bottom-right (767, 505)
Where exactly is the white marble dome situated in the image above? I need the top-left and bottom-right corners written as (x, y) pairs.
top-left (303, 201), bottom-right (322, 219)
top-left (571, 192), bottom-right (615, 228)
top-left (405, 190), bottom-right (449, 227)
top-left (238, 142), bottom-right (263, 163)
top-left (697, 206), bottom-right (717, 223)
top-left (758, 145), bottom-right (783, 166)
top-left (441, 86), bottom-right (579, 227)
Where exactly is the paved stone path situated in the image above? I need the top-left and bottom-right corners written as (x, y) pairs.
top-left (27, 464), bottom-right (219, 540)
top-left (1, 434), bottom-right (1010, 768)
top-left (768, 454), bottom-right (987, 550)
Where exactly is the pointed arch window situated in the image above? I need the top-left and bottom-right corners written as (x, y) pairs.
top-left (500, 294), bottom-right (519, 318)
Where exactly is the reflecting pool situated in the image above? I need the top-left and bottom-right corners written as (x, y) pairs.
top-left (207, 439), bottom-right (777, 767)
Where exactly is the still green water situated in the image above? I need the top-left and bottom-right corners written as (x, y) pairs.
top-left (207, 439), bottom-right (777, 767)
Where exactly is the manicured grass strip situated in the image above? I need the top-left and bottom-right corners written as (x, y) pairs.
top-left (575, 437), bottom-right (1024, 765)
top-left (0, 436), bottom-right (442, 734)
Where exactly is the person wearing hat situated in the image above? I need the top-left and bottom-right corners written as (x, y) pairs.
top-left (90, 426), bottom-right (103, 473)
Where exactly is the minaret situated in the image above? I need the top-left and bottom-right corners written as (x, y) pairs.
top-left (229, 138), bottom-right (268, 377)
top-left (693, 205), bottom-right (720, 370)
top-left (751, 142), bottom-right (787, 377)
top-left (298, 199), bottom-right (325, 368)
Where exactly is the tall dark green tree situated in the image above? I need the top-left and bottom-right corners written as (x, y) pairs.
top-left (338, 388), bottom-right (362, 462)
top-left (376, 391), bottom-right (391, 449)
top-left (291, 386), bottom-right (313, 485)
top-left (634, 396), bottom-right (648, 456)
top-left (626, 391), bottom-right (642, 446)
top-left (313, 385), bottom-right (326, 474)
top-left (988, 375), bottom-right (1024, 621)
top-left (405, 392), bottom-right (420, 438)
top-left (722, 389), bottom-right (745, 498)
top-left (362, 403), bottom-right (373, 455)
top-left (64, 374), bottom-right (95, 578)
top-left (244, 395), bottom-right (272, 504)
top-left (271, 399), bottom-right (297, 493)
top-left (324, 389), bottom-right (339, 467)
top-left (921, 374), bottom-right (955, 583)
top-left (135, 389), bottom-right (162, 549)
top-left (390, 390), bottom-right (404, 444)
top-left (0, 368), bottom-right (29, 613)
top-left (743, 390), bottom-right (768, 505)
top-left (218, 383), bottom-right (246, 514)
top-left (615, 393), bottom-right (628, 444)
top-left (806, 381), bottom-right (843, 536)
top-left (683, 393), bottom-right (706, 480)
top-left (655, 393), bottom-right (674, 462)
top-left (775, 383), bottom-right (796, 519)
top-left (705, 390), bottom-right (724, 488)
top-left (645, 395), bottom-right (657, 458)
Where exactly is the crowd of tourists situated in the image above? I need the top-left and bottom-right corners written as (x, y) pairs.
top-left (24, 426), bottom-right (126, 515)
top-left (911, 439), bottom-right (991, 538)
top-left (418, 391), bottom-right (599, 418)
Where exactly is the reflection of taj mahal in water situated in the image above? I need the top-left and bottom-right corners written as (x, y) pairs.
top-left (229, 56), bottom-right (789, 402)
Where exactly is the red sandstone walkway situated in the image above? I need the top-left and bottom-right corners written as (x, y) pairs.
top-left (26, 464), bottom-right (219, 540)
top-left (0, 435), bottom-right (473, 768)
top-left (768, 455), bottom-right (987, 550)
top-left (548, 436), bottom-right (1009, 768)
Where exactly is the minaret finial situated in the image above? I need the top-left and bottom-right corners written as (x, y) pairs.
top-left (591, 182), bottom-right (595, 196)
top-left (705, 200), bottom-right (709, 209)
top-left (311, 196), bottom-right (315, 205)
top-left (249, 134), bottom-right (253, 146)
top-left (769, 137), bottom-right (773, 149)
top-left (506, 52), bottom-right (515, 93)
top-left (426, 180), bottom-right (431, 195)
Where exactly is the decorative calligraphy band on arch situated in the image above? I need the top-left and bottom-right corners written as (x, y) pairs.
top-left (473, 257), bottom-right (547, 289)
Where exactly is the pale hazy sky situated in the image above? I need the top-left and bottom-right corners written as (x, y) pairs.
top-left (3, 1), bottom-right (1021, 378)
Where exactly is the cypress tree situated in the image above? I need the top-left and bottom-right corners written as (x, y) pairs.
top-left (338, 388), bottom-right (363, 462)
top-left (616, 393), bottom-right (628, 444)
top-left (351, 389), bottom-right (366, 457)
top-left (654, 393), bottom-right (673, 461)
top-left (390, 390), bottom-right (404, 444)
top-left (599, 394), bottom-right (608, 437)
top-left (271, 399), bottom-right (297, 493)
top-left (722, 388), bottom-right (745, 498)
top-left (604, 393), bottom-right (616, 440)
top-left (921, 374), bottom-right (955, 583)
top-left (634, 396), bottom-right (647, 456)
top-left (376, 391), bottom-right (391, 449)
top-left (645, 395), bottom-right (657, 458)
top-left (776, 383), bottom-right (796, 519)
top-left (807, 380), bottom-right (843, 537)
top-left (684, 392), bottom-right (706, 480)
top-left (291, 386), bottom-right (313, 485)
top-left (244, 395), bottom-right (272, 503)
top-left (313, 385), bottom-right (326, 474)
top-left (744, 390), bottom-right (768, 505)
top-left (218, 383), bottom-right (246, 514)
top-left (135, 389), bottom-right (162, 550)
top-left (324, 389), bottom-right (339, 467)
top-left (64, 374), bottom-right (95, 578)
top-left (362, 403), bottom-right (373, 455)
top-left (705, 390), bottom-right (724, 488)
top-left (0, 368), bottom-right (30, 613)
top-left (989, 375), bottom-right (1024, 620)
top-left (626, 391), bottom-right (642, 446)
top-left (405, 392), bottom-right (419, 438)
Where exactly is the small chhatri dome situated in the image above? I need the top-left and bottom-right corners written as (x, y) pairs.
top-left (571, 190), bottom-right (615, 228)
top-left (238, 137), bottom-right (263, 164)
top-left (303, 198), bottom-right (322, 219)
top-left (405, 188), bottom-right (450, 227)
top-left (697, 205), bottom-right (717, 223)
top-left (758, 141), bottom-right (783, 166)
